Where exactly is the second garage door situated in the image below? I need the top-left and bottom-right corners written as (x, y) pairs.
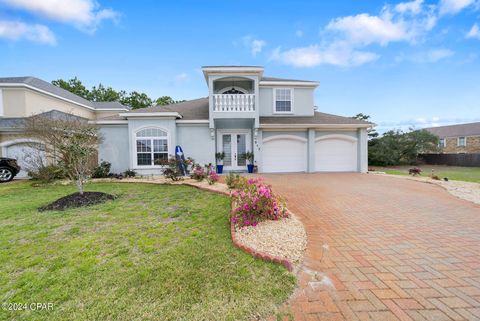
top-left (315, 135), bottom-right (358, 172)
top-left (262, 135), bottom-right (307, 173)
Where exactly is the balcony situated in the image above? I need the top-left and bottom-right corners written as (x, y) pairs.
top-left (213, 94), bottom-right (255, 112)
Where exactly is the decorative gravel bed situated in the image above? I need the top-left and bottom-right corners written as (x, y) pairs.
top-left (234, 214), bottom-right (307, 266)
top-left (373, 172), bottom-right (480, 205)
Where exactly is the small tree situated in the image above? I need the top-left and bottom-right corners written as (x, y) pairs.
top-left (24, 113), bottom-right (102, 194)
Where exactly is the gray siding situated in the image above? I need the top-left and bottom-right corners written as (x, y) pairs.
top-left (259, 87), bottom-right (315, 117)
top-left (177, 124), bottom-right (215, 165)
top-left (98, 125), bottom-right (129, 174)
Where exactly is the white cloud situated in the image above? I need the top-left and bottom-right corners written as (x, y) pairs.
top-left (396, 48), bottom-right (454, 63)
top-left (438, 0), bottom-right (476, 15)
top-left (395, 0), bottom-right (424, 15)
top-left (240, 36), bottom-right (266, 56)
top-left (270, 42), bottom-right (379, 67)
top-left (425, 48), bottom-right (455, 61)
top-left (174, 73), bottom-right (190, 84)
top-left (466, 23), bottom-right (480, 39)
top-left (326, 12), bottom-right (410, 46)
top-left (271, 1), bottom-right (437, 68)
top-left (1, 0), bottom-right (119, 32)
top-left (0, 20), bottom-right (56, 45)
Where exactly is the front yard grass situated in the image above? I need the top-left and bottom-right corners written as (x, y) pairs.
top-left (0, 181), bottom-right (295, 321)
top-left (370, 165), bottom-right (480, 183)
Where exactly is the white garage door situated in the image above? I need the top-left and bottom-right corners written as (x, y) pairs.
top-left (5, 143), bottom-right (45, 178)
top-left (262, 136), bottom-right (307, 173)
top-left (315, 136), bottom-right (358, 172)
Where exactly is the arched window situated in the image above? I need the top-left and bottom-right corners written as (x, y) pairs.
top-left (135, 128), bottom-right (168, 166)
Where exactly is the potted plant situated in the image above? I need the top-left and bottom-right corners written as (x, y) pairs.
top-left (215, 152), bottom-right (225, 174)
top-left (243, 151), bottom-right (254, 173)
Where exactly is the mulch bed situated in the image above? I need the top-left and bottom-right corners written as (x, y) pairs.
top-left (39, 192), bottom-right (115, 212)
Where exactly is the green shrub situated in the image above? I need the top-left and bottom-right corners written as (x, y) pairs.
top-left (28, 164), bottom-right (66, 184)
top-left (225, 172), bottom-right (248, 190)
top-left (158, 157), bottom-right (184, 181)
top-left (124, 169), bottom-right (136, 177)
top-left (91, 161), bottom-right (111, 178)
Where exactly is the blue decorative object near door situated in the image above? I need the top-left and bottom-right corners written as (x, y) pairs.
top-left (175, 145), bottom-right (187, 176)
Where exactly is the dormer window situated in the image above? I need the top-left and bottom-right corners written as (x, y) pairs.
top-left (274, 88), bottom-right (293, 113)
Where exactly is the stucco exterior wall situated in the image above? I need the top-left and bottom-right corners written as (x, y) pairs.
top-left (2, 89), bottom-right (26, 117)
top-left (24, 90), bottom-right (95, 119)
top-left (98, 125), bottom-right (129, 174)
top-left (258, 87), bottom-right (315, 117)
top-left (177, 124), bottom-right (215, 165)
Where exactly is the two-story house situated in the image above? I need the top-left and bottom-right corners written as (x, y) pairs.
top-left (424, 122), bottom-right (480, 154)
top-left (95, 66), bottom-right (371, 174)
top-left (0, 77), bottom-right (129, 177)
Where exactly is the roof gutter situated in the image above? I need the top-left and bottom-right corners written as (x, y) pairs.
top-left (259, 81), bottom-right (319, 87)
top-left (260, 123), bottom-right (373, 129)
top-left (119, 112), bottom-right (182, 118)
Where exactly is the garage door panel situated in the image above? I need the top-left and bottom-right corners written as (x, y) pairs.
top-left (6, 143), bottom-right (45, 178)
top-left (315, 138), bottom-right (357, 172)
top-left (263, 138), bottom-right (307, 173)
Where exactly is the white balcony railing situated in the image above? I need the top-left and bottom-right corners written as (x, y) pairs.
top-left (213, 94), bottom-right (255, 112)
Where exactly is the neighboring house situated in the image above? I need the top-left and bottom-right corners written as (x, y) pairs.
top-left (424, 122), bottom-right (480, 154)
top-left (0, 77), bottom-right (129, 177)
top-left (94, 66), bottom-right (372, 174)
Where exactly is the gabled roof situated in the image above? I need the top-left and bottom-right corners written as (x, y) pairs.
top-left (106, 98), bottom-right (209, 121)
top-left (0, 76), bottom-right (130, 111)
top-left (424, 122), bottom-right (480, 137)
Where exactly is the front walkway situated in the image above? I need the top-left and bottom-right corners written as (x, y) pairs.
top-left (262, 173), bottom-right (480, 321)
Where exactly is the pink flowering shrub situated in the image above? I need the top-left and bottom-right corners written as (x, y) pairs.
top-left (190, 165), bottom-right (207, 181)
top-left (231, 177), bottom-right (288, 227)
top-left (207, 171), bottom-right (220, 185)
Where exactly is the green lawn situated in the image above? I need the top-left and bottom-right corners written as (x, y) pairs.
top-left (0, 181), bottom-right (295, 321)
top-left (370, 165), bottom-right (480, 183)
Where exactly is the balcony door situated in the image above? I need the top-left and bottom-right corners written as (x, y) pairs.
top-left (217, 130), bottom-right (251, 171)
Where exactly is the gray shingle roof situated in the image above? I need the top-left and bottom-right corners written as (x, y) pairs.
top-left (98, 98), bottom-right (370, 127)
top-left (0, 77), bottom-right (129, 110)
top-left (424, 122), bottom-right (480, 137)
top-left (261, 76), bottom-right (317, 83)
top-left (260, 112), bottom-right (372, 126)
top-left (0, 110), bottom-right (88, 130)
top-left (92, 101), bottom-right (129, 110)
top-left (124, 97), bottom-right (209, 120)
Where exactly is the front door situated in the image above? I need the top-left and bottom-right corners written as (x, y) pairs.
top-left (217, 130), bottom-right (251, 171)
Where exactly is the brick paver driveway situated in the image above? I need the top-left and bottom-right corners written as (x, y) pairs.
top-left (262, 173), bottom-right (480, 321)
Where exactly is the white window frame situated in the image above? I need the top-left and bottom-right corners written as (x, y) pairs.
top-left (439, 138), bottom-right (446, 148)
top-left (457, 136), bottom-right (466, 147)
top-left (133, 127), bottom-right (170, 169)
top-left (273, 88), bottom-right (294, 114)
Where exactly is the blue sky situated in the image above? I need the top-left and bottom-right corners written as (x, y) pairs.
top-left (1, 0), bottom-right (479, 133)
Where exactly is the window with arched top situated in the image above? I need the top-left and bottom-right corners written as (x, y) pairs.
top-left (135, 128), bottom-right (168, 166)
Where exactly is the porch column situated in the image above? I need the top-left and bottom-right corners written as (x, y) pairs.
top-left (307, 128), bottom-right (315, 173)
top-left (254, 129), bottom-right (263, 172)
top-left (358, 128), bottom-right (368, 173)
